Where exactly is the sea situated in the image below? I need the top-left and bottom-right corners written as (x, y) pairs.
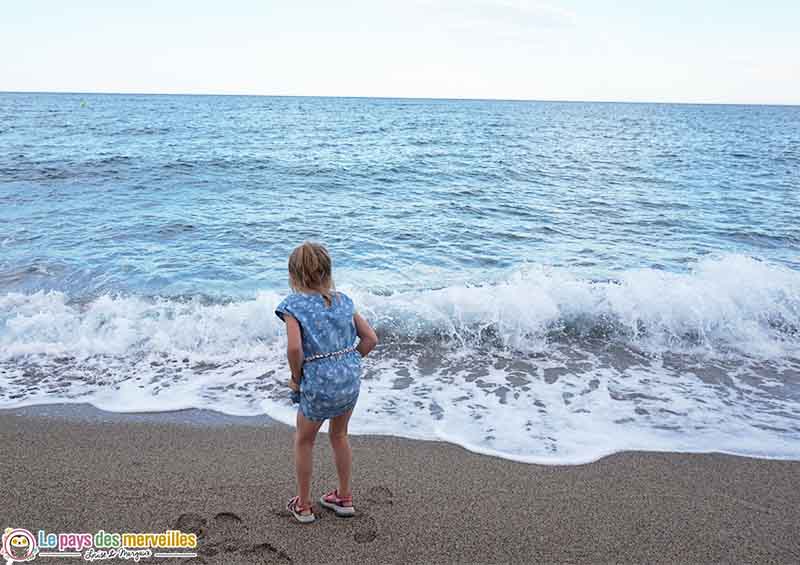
top-left (1, 92), bottom-right (799, 464)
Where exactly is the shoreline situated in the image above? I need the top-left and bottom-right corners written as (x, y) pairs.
top-left (1, 403), bottom-right (278, 428)
top-left (4, 402), bottom-right (797, 466)
top-left (3, 405), bottom-right (800, 563)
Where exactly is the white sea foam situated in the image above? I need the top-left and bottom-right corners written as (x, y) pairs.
top-left (352, 253), bottom-right (800, 356)
top-left (1, 254), bottom-right (799, 463)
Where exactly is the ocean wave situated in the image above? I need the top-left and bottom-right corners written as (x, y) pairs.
top-left (1, 254), bottom-right (798, 362)
top-left (357, 254), bottom-right (800, 357)
top-left (0, 290), bottom-right (286, 360)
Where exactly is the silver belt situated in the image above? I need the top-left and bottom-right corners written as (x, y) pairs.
top-left (304, 345), bottom-right (357, 363)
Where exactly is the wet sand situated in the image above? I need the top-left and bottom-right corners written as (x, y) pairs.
top-left (2, 405), bottom-right (799, 564)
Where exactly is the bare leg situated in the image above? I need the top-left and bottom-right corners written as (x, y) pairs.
top-left (328, 409), bottom-right (354, 498)
top-left (295, 411), bottom-right (323, 511)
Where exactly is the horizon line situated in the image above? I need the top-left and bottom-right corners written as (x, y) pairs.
top-left (1, 89), bottom-right (798, 108)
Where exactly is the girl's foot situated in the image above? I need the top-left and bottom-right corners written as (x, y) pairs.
top-left (287, 496), bottom-right (316, 523)
top-left (319, 489), bottom-right (355, 517)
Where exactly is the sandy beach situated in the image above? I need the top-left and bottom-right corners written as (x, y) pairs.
top-left (1, 405), bottom-right (799, 564)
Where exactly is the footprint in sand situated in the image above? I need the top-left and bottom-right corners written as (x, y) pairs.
top-left (176, 511), bottom-right (291, 562)
top-left (211, 512), bottom-right (243, 536)
top-left (352, 514), bottom-right (379, 544)
top-left (365, 485), bottom-right (394, 506)
top-left (174, 513), bottom-right (207, 540)
top-left (349, 486), bottom-right (393, 543)
top-left (199, 512), bottom-right (245, 555)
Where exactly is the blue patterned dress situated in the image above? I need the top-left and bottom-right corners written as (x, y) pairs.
top-left (275, 291), bottom-right (362, 421)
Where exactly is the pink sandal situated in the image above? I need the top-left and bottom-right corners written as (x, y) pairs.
top-left (319, 489), bottom-right (355, 517)
top-left (287, 496), bottom-right (315, 524)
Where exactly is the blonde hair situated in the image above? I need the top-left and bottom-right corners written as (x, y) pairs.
top-left (288, 241), bottom-right (335, 304)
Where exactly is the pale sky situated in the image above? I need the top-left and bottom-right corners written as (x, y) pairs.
top-left (2, 0), bottom-right (799, 104)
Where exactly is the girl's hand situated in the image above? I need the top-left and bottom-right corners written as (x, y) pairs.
top-left (354, 312), bottom-right (379, 357)
top-left (287, 378), bottom-right (301, 404)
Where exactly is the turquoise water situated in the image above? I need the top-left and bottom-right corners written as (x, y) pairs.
top-left (1, 93), bottom-right (799, 463)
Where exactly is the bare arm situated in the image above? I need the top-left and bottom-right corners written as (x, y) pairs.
top-left (354, 312), bottom-right (378, 357)
top-left (284, 314), bottom-right (304, 388)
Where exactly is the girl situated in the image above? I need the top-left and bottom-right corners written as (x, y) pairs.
top-left (275, 242), bottom-right (378, 524)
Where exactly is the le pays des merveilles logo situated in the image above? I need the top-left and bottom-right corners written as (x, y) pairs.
top-left (1, 528), bottom-right (38, 564)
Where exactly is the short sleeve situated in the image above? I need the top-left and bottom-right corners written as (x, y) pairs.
top-left (275, 295), bottom-right (297, 322)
